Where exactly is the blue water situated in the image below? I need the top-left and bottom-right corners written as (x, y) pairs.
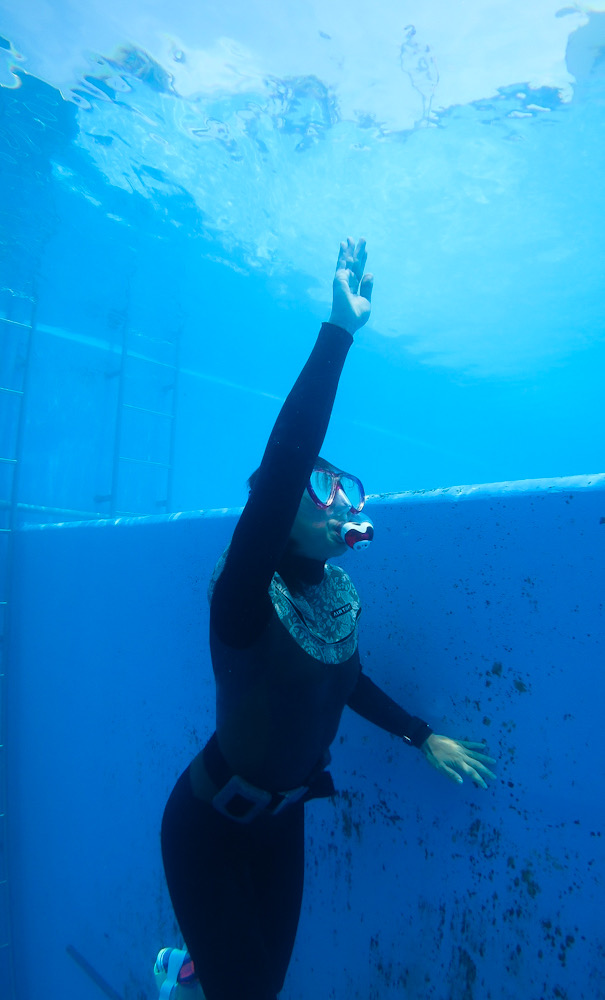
top-left (1, 8), bottom-right (604, 518)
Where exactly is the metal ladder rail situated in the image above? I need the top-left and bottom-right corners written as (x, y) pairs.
top-left (109, 308), bottom-right (129, 518)
top-left (0, 301), bottom-right (35, 1000)
top-left (112, 324), bottom-right (182, 518)
top-left (166, 322), bottom-right (183, 515)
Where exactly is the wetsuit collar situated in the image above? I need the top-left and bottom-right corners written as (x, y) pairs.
top-left (277, 548), bottom-right (325, 591)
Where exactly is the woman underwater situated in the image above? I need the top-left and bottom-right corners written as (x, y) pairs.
top-left (160, 238), bottom-right (496, 1000)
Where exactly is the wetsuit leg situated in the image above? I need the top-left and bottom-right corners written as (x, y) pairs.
top-left (247, 796), bottom-right (305, 995)
top-left (161, 769), bottom-right (305, 1000)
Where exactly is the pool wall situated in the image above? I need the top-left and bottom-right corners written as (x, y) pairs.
top-left (9, 474), bottom-right (605, 1000)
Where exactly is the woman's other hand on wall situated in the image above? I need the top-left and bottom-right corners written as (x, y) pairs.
top-left (421, 734), bottom-right (497, 789)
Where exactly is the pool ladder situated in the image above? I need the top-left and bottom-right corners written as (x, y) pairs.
top-left (107, 317), bottom-right (182, 518)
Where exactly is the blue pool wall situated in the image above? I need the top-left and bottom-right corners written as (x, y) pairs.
top-left (9, 473), bottom-right (605, 1000)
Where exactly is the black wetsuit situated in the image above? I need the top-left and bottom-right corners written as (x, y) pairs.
top-left (161, 323), bottom-right (432, 1000)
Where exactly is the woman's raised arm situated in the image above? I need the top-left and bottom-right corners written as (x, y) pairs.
top-left (211, 239), bottom-right (373, 648)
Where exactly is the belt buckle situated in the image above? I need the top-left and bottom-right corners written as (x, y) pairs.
top-left (212, 775), bottom-right (272, 824)
top-left (268, 785), bottom-right (308, 816)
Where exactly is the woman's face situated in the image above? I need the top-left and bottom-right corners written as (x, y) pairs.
top-left (288, 470), bottom-right (353, 562)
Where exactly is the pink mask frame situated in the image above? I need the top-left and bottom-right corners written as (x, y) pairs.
top-left (306, 468), bottom-right (366, 514)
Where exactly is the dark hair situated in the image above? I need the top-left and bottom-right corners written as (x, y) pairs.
top-left (247, 455), bottom-right (337, 494)
top-left (247, 466), bottom-right (261, 493)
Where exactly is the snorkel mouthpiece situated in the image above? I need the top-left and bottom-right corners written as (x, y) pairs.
top-left (341, 519), bottom-right (374, 551)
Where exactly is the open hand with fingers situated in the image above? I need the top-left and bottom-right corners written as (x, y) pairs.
top-left (329, 237), bottom-right (374, 336)
top-left (421, 735), bottom-right (497, 789)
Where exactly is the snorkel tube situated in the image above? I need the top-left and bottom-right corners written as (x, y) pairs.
top-left (340, 518), bottom-right (374, 551)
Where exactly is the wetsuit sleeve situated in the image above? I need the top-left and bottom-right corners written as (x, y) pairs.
top-left (347, 672), bottom-right (433, 748)
top-left (211, 322), bottom-right (354, 648)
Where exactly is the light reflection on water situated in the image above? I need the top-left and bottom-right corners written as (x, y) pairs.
top-left (1, 10), bottom-right (605, 377)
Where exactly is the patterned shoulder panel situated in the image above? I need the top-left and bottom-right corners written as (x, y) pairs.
top-left (208, 547), bottom-right (229, 604)
top-left (270, 564), bottom-right (361, 664)
top-left (208, 549), bottom-right (361, 664)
